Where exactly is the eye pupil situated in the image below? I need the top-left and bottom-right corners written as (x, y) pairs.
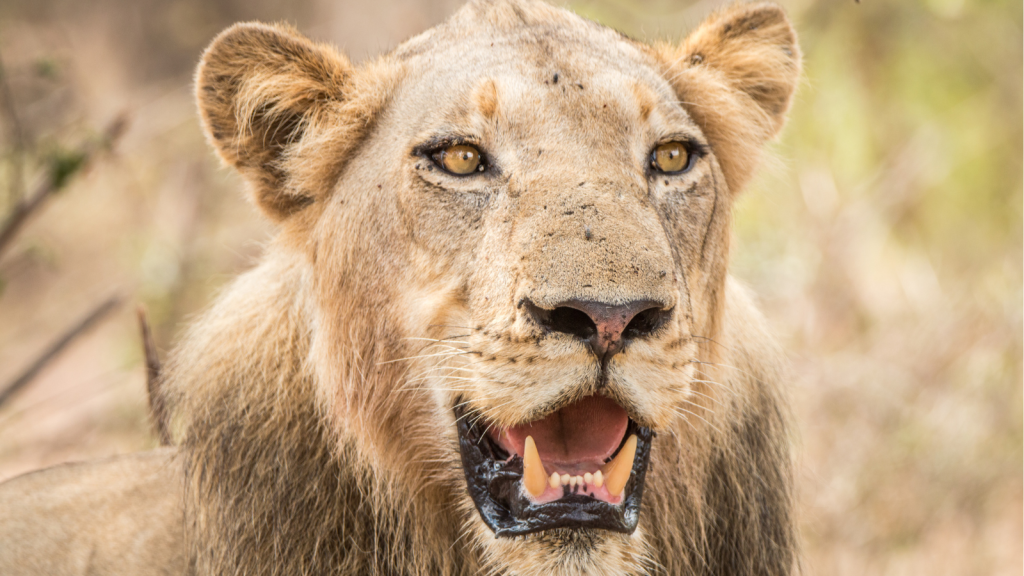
top-left (653, 142), bottom-right (690, 174)
top-left (438, 144), bottom-right (483, 175)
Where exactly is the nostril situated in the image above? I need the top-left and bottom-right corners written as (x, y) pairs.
top-left (547, 307), bottom-right (597, 340)
top-left (523, 298), bottom-right (672, 359)
top-left (622, 306), bottom-right (671, 340)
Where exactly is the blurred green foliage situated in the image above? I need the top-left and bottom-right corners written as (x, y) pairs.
top-left (772, 0), bottom-right (1019, 287)
top-left (45, 147), bottom-right (86, 191)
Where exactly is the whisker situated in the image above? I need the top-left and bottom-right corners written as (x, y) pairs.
top-left (668, 98), bottom-right (708, 109)
top-left (401, 370), bottom-right (471, 383)
top-left (402, 365), bottom-right (479, 383)
top-left (468, 411), bottom-right (488, 430)
top-left (454, 403), bottom-right (486, 424)
top-left (686, 387), bottom-right (725, 407)
top-left (402, 337), bottom-right (471, 346)
top-left (395, 387), bottom-right (500, 400)
top-left (688, 359), bottom-right (756, 379)
top-left (424, 344), bottom-right (473, 355)
top-left (670, 410), bottom-right (702, 434)
top-left (481, 420), bottom-right (501, 442)
top-left (689, 378), bottom-right (727, 390)
top-left (401, 368), bottom-right (477, 383)
top-left (376, 350), bottom-right (471, 365)
top-left (428, 324), bottom-right (478, 331)
top-left (672, 406), bottom-right (720, 434)
top-left (473, 399), bottom-right (517, 434)
top-left (690, 334), bottom-right (738, 353)
top-left (435, 376), bottom-right (505, 384)
top-left (467, 402), bottom-right (508, 432)
top-left (679, 397), bottom-right (715, 417)
top-left (396, 387), bottom-right (469, 393)
top-left (420, 365), bottom-right (477, 375)
top-left (410, 342), bottom-right (471, 356)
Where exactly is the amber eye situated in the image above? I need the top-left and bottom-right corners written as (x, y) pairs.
top-left (435, 144), bottom-right (484, 175)
top-left (651, 142), bottom-right (691, 174)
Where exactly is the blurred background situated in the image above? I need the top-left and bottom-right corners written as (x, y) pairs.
top-left (0, 0), bottom-right (1019, 573)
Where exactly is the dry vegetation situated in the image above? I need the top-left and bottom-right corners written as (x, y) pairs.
top-left (0, 0), bottom-right (1019, 574)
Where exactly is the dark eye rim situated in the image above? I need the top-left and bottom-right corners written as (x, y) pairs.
top-left (413, 138), bottom-right (491, 177)
top-left (648, 140), bottom-right (704, 176)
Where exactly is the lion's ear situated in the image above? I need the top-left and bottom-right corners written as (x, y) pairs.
top-left (655, 3), bottom-right (800, 194)
top-left (196, 23), bottom-right (352, 221)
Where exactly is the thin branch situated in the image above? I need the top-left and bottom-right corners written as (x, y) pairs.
top-left (0, 294), bottom-right (121, 409)
top-left (0, 113), bottom-right (129, 262)
top-left (136, 306), bottom-right (169, 445)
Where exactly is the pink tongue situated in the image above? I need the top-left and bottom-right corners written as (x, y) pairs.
top-left (499, 396), bottom-right (628, 467)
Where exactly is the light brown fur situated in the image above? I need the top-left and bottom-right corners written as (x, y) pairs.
top-left (0, 2), bottom-right (800, 575)
top-left (0, 449), bottom-right (185, 576)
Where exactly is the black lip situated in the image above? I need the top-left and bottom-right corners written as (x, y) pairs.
top-left (455, 403), bottom-right (653, 538)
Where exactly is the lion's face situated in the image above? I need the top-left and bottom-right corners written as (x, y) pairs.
top-left (388, 13), bottom-right (713, 541)
top-left (388, 27), bottom-right (711, 433)
top-left (195, 1), bottom-right (798, 573)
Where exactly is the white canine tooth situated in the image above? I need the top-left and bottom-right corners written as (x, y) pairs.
top-left (569, 475), bottom-right (577, 488)
top-left (601, 434), bottom-right (637, 497)
top-left (584, 472), bottom-right (593, 485)
top-left (594, 470), bottom-right (604, 487)
top-left (577, 475), bottom-right (584, 487)
top-left (522, 436), bottom-right (548, 497)
top-left (560, 474), bottom-right (570, 486)
top-left (549, 472), bottom-right (560, 488)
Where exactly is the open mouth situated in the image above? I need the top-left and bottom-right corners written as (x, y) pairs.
top-left (455, 395), bottom-right (653, 537)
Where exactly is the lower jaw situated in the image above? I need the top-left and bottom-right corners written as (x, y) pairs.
top-left (455, 404), bottom-right (654, 538)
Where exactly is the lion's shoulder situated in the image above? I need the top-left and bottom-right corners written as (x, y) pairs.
top-left (0, 448), bottom-right (186, 576)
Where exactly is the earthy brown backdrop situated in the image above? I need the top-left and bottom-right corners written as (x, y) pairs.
top-left (0, 0), bottom-right (1020, 574)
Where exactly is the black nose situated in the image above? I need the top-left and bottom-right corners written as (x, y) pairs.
top-left (525, 299), bottom-right (672, 363)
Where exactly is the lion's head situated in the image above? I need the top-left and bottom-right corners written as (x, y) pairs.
top-left (164, 1), bottom-right (801, 574)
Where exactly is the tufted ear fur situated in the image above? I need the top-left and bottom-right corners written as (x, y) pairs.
top-left (196, 23), bottom-right (353, 221)
top-left (655, 2), bottom-right (801, 194)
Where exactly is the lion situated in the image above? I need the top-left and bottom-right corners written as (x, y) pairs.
top-left (0, 1), bottom-right (801, 574)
